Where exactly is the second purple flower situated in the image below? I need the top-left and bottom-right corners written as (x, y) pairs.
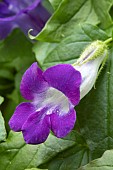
top-left (0, 0), bottom-right (50, 39)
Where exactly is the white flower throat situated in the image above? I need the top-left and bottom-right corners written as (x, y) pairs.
top-left (34, 87), bottom-right (69, 115)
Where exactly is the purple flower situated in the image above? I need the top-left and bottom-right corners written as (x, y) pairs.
top-left (0, 0), bottom-right (50, 39)
top-left (9, 63), bottom-right (81, 144)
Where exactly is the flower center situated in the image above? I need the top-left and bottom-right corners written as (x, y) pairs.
top-left (35, 87), bottom-right (69, 116)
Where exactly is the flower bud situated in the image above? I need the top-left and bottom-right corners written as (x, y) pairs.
top-left (73, 40), bottom-right (108, 99)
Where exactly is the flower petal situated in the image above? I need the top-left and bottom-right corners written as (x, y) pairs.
top-left (16, 3), bottom-right (50, 36)
top-left (0, 1), bottom-right (50, 39)
top-left (9, 102), bottom-right (35, 131)
top-left (22, 0), bottom-right (41, 11)
top-left (16, 13), bottom-right (42, 37)
top-left (29, 3), bottom-right (51, 24)
top-left (4, 0), bottom-right (40, 12)
top-left (50, 107), bottom-right (76, 138)
top-left (20, 62), bottom-right (48, 100)
top-left (22, 108), bottom-right (50, 144)
top-left (0, 2), bottom-right (17, 39)
top-left (43, 64), bottom-right (82, 105)
top-left (0, 2), bottom-right (10, 16)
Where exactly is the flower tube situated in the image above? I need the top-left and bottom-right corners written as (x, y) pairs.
top-left (73, 40), bottom-right (108, 99)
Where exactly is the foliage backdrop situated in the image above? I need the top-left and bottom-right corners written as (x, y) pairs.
top-left (1, 0), bottom-right (113, 169)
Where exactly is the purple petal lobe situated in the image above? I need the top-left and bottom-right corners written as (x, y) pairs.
top-left (30, 3), bottom-right (51, 23)
top-left (50, 107), bottom-right (76, 138)
top-left (43, 64), bottom-right (82, 105)
top-left (20, 62), bottom-right (48, 100)
top-left (13, 3), bottom-right (50, 37)
top-left (9, 102), bottom-right (35, 131)
top-left (16, 12), bottom-right (43, 37)
top-left (0, 2), bottom-right (11, 16)
top-left (0, 1), bottom-right (50, 39)
top-left (4, 0), bottom-right (40, 12)
top-left (22, 108), bottom-right (50, 144)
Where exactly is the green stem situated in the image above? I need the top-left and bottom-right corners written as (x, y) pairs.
top-left (104, 37), bottom-right (112, 45)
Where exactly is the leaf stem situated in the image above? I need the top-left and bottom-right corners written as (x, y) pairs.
top-left (104, 37), bottom-right (112, 45)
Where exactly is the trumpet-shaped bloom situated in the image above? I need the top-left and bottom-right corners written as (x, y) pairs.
top-left (9, 63), bottom-right (81, 144)
top-left (0, 0), bottom-right (50, 39)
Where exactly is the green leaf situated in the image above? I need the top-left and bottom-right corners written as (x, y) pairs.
top-left (33, 24), bottom-right (108, 69)
top-left (35, 0), bottom-right (113, 42)
top-left (0, 96), bottom-right (4, 105)
top-left (36, 0), bottom-right (100, 42)
top-left (0, 111), bottom-right (6, 142)
top-left (0, 131), bottom-right (75, 170)
top-left (0, 29), bottom-right (35, 96)
top-left (49, 0), bottom-right (62, 10)
top-left (42, 0), bottom-right (54, 14)
top-left (79, 150), bottom-right (113, 170)
top-left (25, 168), bottom-right (47, 170)
top-left (0, 64), bottom-right (14, 96)
top-left (0, 96), bottom-right (6, 142)
top-left (0, 68), bottom-right (14, 81)
top-left (33, 41), bottom-right (58, 68)
top-left (93, 0), bottom-right (113, 36)
top-left (0, 29), bottom-right (35, 63)
top-left (40, 131), bottom-right (90, 170)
